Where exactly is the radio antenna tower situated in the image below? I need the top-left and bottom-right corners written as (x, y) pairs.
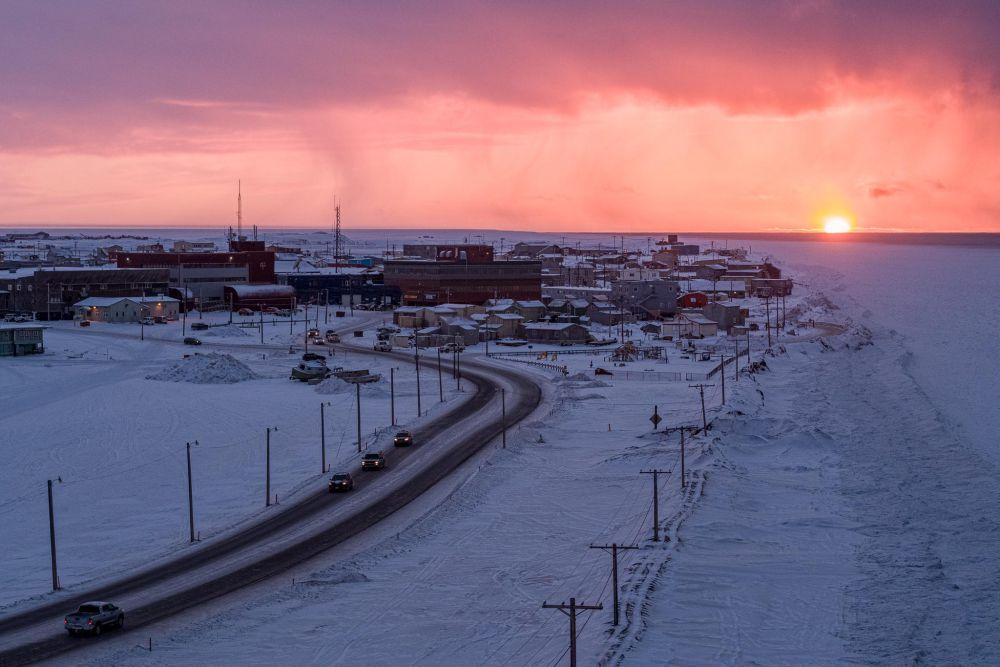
top-left (333, 194), bottom-right (342, 274)
top-left (236, 180), bottom-right (243, 241)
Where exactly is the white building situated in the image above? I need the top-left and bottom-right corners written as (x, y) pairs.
top-left (74, 296), bottom-right (180, 323)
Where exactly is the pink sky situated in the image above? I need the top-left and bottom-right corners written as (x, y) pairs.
top-left (1, 2), bottom-right (998, 232)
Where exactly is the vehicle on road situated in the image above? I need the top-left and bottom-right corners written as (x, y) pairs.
top-left (328, 472), bottom-right (354, 492)
top-left (325, 330), bottom-right (340, 343)
top-left (190, 322), bottom-right (209, 331)
top-left (141, 317), bottom-right (155, 326)
top-left (307, 328), bottom-right (320, 339)
top-left (302, 352), bottom-right (327, 362)
top-left (64, 602), bottom-right (124, 636)
top-left (393, 430), bottom-right (413, 447)
top-left (78, 320), bottom-right (91, 327)
top-left (374, 340), bottom-right (392, 352)
top-left (361, 452), bottom-right (386, 470)
top-left (184, 337), bottom-right (202, 345)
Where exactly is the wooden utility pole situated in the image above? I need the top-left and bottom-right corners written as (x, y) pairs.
top-left (589, 544), bottom-right (639, 625)
top-left (541, 598), bottom-right (603, 667)
top-left (414, 338), bottom-right (422, 417)
top-left (390, 367), bottom-right (396, 425)
top-left (265, 427), bottom-right (274, 507)
top-left (47, 478), bottom-right (60, 591)
top-left (437, 348), bottom-right (444, 402)
top-left (320, 402), bottom-right (330, 473)
top-left (501, 387), bottom-right (507, 448)
top-left (719, 353), bottom-right (726, 404)
top-left (639, 469), bottom-right (670, 541)
top-left (765, 297), bottom-right (772, 347)
top-left (186, 441), bottom-right (198, 542)
top-left (355, 383), bottom-right (362, 452)
top-left (688, 383), bottom-right (714, 431)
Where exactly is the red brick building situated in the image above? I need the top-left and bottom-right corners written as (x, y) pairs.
top-left (385, 245), bottom-right (541, 306)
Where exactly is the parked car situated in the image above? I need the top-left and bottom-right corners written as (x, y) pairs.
top-left (325, 330), bottom-right (340, 343)
top-left (393, 431), bottom-right (413, 447)
top-left (264, 306), bottom-right (280, 314)
top-left (184, 337), bottom-right (202, 345)
top-left (439, 342), bottom-right (465, 353)
top-left (374, 340), bottom-right (392, 352)
top-left (361, 452), bottom-right (386, 470)
top-left (64, 601), bottom-right (124, 636)
top-left (79, 320), bottom-right (91, 327)
top-left (291, 360), bottom-right (330, 381)
top-left (154, 316), bottom-right (168, 324)
top-left (302, 352), bottom-right (327, 362)
top-left (190, 322), bottom-right (209, 331)
top-left (594, 367), bottom-right (613, 376)
top-left (238, 308), bottom-right (254, 316)
top-left (328, 472), bottom-right (354, 492)
top-left (141, 317), bottom-right (155, 326)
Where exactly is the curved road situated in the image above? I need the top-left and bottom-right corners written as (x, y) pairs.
top-left (0, 333), bottom-right (543, 666)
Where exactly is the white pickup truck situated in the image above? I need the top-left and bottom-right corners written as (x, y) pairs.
top-left (64, 601), bottom-right (125, 636)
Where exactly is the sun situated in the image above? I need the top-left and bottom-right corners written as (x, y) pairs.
top-left (823, 215), bottom-right (852, 234)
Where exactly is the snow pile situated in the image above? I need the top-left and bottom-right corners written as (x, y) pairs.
top-left (147, 353), bottom-right (259, 384)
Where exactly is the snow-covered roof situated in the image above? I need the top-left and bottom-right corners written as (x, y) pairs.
top-left (225, 284), bottom-right (296, 297)
top-left (394, 306), bottom-right (424, 314)
top-left (525, 322), bottom-right (579, 330)
top-left (516, 300), bottom-right (546, 308)
top-left (493, 313), bottom-right (524, 320)
top-left (74, 297), bottom-right (129, 307)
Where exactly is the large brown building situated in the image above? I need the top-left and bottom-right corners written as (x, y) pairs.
top-left (115, 250), bottom-right (276, 303)
top-left (385, 245), bottom-right (541, 306)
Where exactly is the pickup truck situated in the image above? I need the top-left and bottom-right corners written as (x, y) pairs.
top-left (64, 601), bottom-right (124, 636)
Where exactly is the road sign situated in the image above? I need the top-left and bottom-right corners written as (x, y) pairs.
top-left (650, 405), bottom-right (662, 429)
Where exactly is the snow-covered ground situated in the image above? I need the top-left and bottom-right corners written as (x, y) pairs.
top-left (0, 310), bottom-right (469, 608)
top-left (6, 234), bottom-right (999, 665)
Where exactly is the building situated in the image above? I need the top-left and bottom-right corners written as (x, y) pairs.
top-left (223, 284), bottom-right (296, 311)
top-left (74, 296), bottom-right (180, 322)
top-left (0, 267), bottom-right (171, 319)
top-left (0, 325), bottom-right (45, 356)
top-left (702, 301), bottom-right (746, 333)
top-left (486, 312), bottom-right (524, 338)
top-left (610, 279), bottom-right (680, 319)
top-left (116, 250), bottom-right (276, 303)
top-left (677, 291), bottom-right (709, 309)
top-left (750, 278), bottom-right (794, 297)
top-left (385, 244), bottom-right (541, 306)
top-left (659, 313), bottom-right (719, 339)
top-left (282, 271), bottom-right (401, 308)
top-left (523, 322), bottom-right (590, 344)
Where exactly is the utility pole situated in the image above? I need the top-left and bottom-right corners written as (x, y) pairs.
top-left (734, 340), bottom-right (739, 381)
top-left (390, 367), bottom-right (396, 425)
top-left (689, 383), bottom-right (714, 431)
top-left (719, 352), bottom-right (726, 404)
top-left (437, 348), bottom-right (444, 402)
top-left (186, 441), bottom-right (198, 542)
top-left (501, 387), bottom-right (507, 448)
top-left (265, 427), bottom-right (275, 506)
top-left (320, 402), bottom-right (330, 473)
top-left (455, 348), bottom-right (461, 392)
top-left (589, 544), bottom-right (639, 625)
top-left (259, 309), bottom-right (264, 344)
top-left (541, 598), bottom-right (603, 667)
top-left (356, 383), bottom-right (362, 452)
top-left (765, 297), bottom-right (772, 348)
top-left (639, 469), bottom-right (670, 541)
top-left (47, 478), bottom-right (61, 591)
top-left (414, 342), bottom-right (422, 417)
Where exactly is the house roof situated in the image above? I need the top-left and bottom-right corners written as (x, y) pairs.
top-left (525, 322), bottom-right (579, 330)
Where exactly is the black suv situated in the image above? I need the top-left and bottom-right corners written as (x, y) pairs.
top-left (393, 431), bottom-right (414, 447)
top-left (328, 472), bottom-right (354, 492)
top-left (361, 452), bottom-right (386, 471)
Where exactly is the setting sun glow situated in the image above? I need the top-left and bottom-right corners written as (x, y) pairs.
top-left (823, 215), bottom-right (852, 234)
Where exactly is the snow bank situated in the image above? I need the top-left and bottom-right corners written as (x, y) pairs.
top-left (146, 353), bottom-right (259, 384)
top-left (204, 325), bottom-right (251, 338)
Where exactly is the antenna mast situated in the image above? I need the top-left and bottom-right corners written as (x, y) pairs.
top-left (237, 180), bottom-right (243, 241)
top-left (333, 194), bottom-right (342, 274)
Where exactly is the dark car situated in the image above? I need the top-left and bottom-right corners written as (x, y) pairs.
top-left (307, 328), bottom-right (320, 338)
top-left (393, 431), bottom-right (413, 447)
top-left (328, 472), bottom-right (354, 492)
top-left (64, 601), bottom-right (124, 636)
top-left (190, 322), bottom-right (209, 331)
top-left (594, 367), bottom-right (613, 376)
top-left (361, 452), bottom-right (386, 471)
top-left (78, 320), bottom-right (91, 327)
top-left (302, 352), bottom-right (326, 362)
top-left (183, 337), bottom-right (202, 345)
